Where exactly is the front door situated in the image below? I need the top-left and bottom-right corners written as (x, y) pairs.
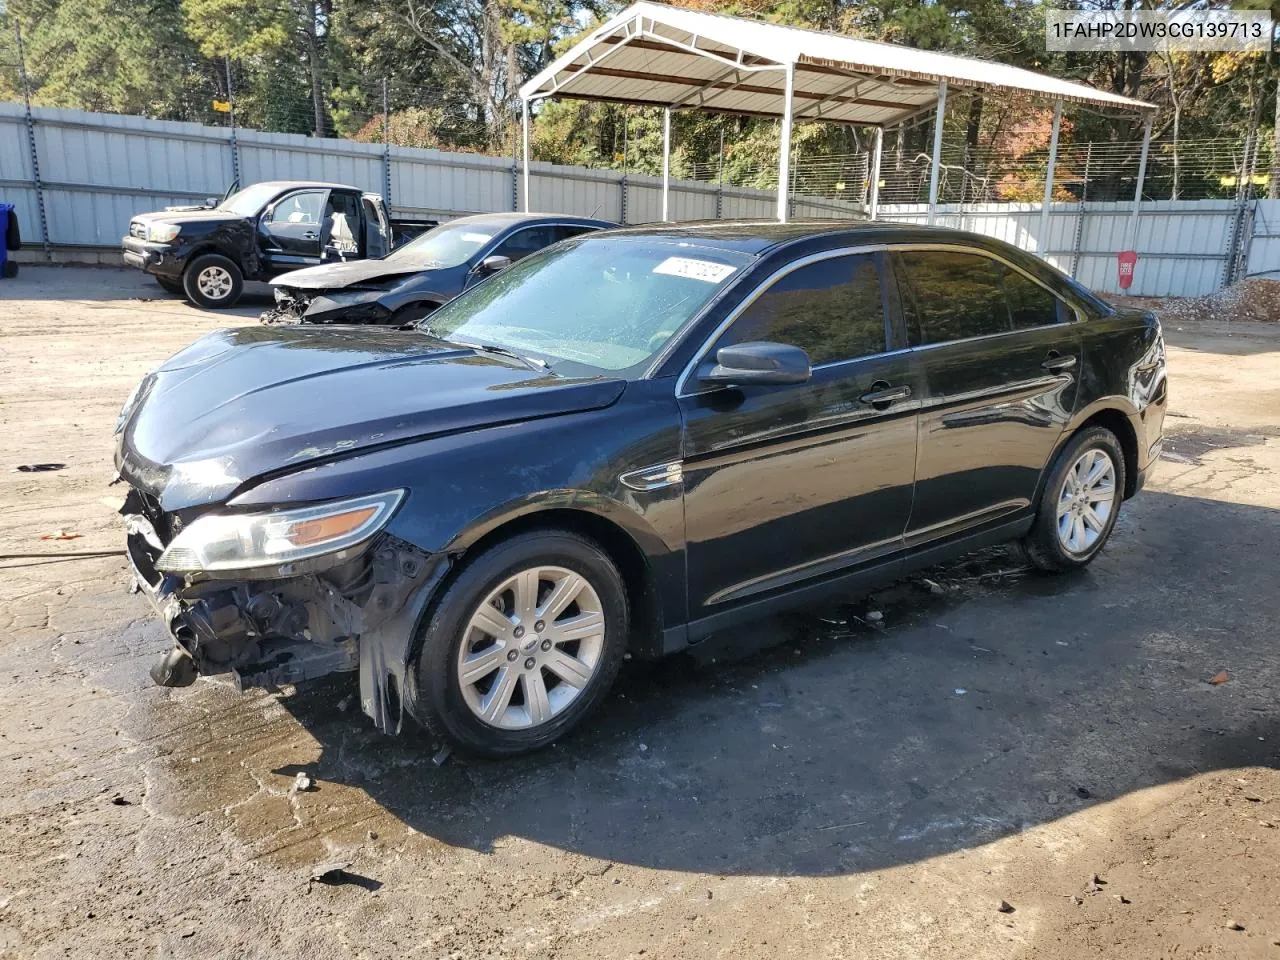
top-left (260, 189), bottom-right (328, 271)
top-left (679, 251), bottom-right (920, 621)
top-left (892, 248), bottom-right (1081, 543)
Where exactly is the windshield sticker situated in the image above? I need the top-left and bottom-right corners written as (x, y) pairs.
top-left (653, 256), bottom-right (737, 283)
top-left (461, 232), bottom-right (493, 243)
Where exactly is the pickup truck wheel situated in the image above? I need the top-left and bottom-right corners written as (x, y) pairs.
top-left (1022, 426), bottom-right (1125, 572)
top-left (155, 276), bottom-right (183, 295)
top-left (182, 253), bottom-right (243, 309)
top-left (412, 531), bottom-right (628, 759)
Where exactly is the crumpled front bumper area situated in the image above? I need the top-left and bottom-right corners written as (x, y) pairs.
top-left (120, 488), bottom-right (445, 732)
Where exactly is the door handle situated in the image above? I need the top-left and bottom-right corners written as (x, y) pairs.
top-left (1041, 351), bottom-right (1077, 372)
top-left (860, 382), bottom-right (912, 408)
top-left (302, 230), bottom-right (318, 240)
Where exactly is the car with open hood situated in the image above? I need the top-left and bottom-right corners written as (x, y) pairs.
top-left (260, 212), bottom-right (615, 326)
top-left (116, 220), bottom-right (1166, 759)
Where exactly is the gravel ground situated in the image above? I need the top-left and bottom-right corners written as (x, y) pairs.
top-left (2, 266), bottom-right (1279, 960)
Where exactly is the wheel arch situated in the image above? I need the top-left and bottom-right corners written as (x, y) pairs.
top-left (1039, 401), bottom-right (1140, 503)
top-left (424, 499), bottom-right (668, 663)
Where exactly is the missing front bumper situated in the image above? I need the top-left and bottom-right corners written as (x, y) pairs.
top-left (121, 491), bottom-right (447, 732)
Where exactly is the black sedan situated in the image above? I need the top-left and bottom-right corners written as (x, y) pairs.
top-left (116, 220), bottom-right (1167, 759)
top-left (262, 212), bottom-right (614, 325)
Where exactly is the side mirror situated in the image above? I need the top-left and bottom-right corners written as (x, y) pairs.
top-left (698, 341), bottom-right (811, 387)
top-left (477, 254), bottom-right (511, 275)
top-left (204, 197), bottom-right (219, 209)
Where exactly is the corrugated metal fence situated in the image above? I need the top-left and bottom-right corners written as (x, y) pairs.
top-left (0, 102), bottom-right (856, 251)
top-left (3, 102), bottom-right (1277, 298)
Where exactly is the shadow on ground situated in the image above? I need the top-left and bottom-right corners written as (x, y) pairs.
top-left (146, 488), bottom-right (1280, 879)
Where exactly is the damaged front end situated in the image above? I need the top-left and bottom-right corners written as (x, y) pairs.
top-left (261, 285), bottom-right (397, 326)
top-left (122, 487), bottom-right (448, 733)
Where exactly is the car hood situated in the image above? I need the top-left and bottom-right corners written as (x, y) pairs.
top-left (271, 259), bottom-right (432, 291)
top-left (116, 326), bottom-right (625, 511)
top-left (130, 209), bottom-right (244, 227)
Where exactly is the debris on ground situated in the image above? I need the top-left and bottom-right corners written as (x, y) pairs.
top-left (15, 463), bottom-right (66, 473)
top-left (997, 900), bottom-right (1015, 914)
top-left (954, 688), bottom-right (967, 695)
top-left (335, 694), bottom-right (353, 713)
top-left (309, 860), bottom-right (353, 886)
top-left (1109, 278), bottom-right (1280, 324)
top-left (1209, 670), bottom-right (1230, 685)
top-left (866, 610), bottom-right (884, 622)
top-left (1076, 786), bottom-right (1093, 799)
top-left (109, 795), bottom-right (131, 806)
top-left (291, 772), bottom-right (314, 793)
top-left (39, 529), bottom-right (81, 541)
top-left (432, 746), bottom-right (452, 767)
top-left (1227, 921), bottom-right (1246, 931)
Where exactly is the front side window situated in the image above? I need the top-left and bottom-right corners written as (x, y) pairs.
top-left (898, 250), bottom-right (1010, 346)
top-left (420, 237), bottom-right (753, 375)
top-left (493, 226), bottom-right (557, 261)
top-left (267, 191), bottom-right (325, 225)
top-left (716, 253), bottom-right (887, 366)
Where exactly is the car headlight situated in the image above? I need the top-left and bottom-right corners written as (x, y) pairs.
top-left (147, 222), bottom-right (181, 243)
top-left (115, 375), bottom-right (150, 434)
top-left (156, 490), bottom-right (404, 574)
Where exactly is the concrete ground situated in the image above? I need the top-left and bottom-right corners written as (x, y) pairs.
top-left (1, 266), bottom-right (1278, 960)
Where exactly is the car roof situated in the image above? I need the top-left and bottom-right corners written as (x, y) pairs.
top-left (253, 180), bottom-right (364, 192)
top-left (590, 219), bottom-right (1112, 313)
top-left (445, 212), bottom-right (617, 229)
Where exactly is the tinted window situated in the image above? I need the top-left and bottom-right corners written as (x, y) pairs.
top-left (555, 224), bottom-right (599, 242)
top-left (898, 250), bottom-right (1009, 346)
top-left (1000, 266), bottom-right (1062, 330)
top-left (717, 254), bottom-right (887, 366)
top-left (494, 226), bottom-right (557, 261)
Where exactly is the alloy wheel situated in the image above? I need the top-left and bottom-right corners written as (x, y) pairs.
top-left (456, 565), bottom-right (606, 730)
top-left (1056, 447), bottom-right (1117, 555)
top-left (196, 265), bottom-right (233, 301)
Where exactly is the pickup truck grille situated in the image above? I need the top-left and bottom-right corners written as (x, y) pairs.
top-left (129, 221), bottom-right (145, 240)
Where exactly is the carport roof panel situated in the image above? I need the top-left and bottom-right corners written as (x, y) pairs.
top-left (522, 2), bottom-right (1155, 124)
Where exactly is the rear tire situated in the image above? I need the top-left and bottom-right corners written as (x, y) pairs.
top-left (182, 253), bottom-right (243, 309)
top-left (412, 530), bottom-right (628, 759)
top-left (1022, 426), bottom-right (1126, 572)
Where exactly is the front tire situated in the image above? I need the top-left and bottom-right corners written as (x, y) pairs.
top-left (155, 276), bottom-right (183, 295)
top-left (182, 253), bottom-right (243, 309)
top-left (1023, 426), bottom-right (1126, 572)
top-left (412, 530), bottom-right (629, 759)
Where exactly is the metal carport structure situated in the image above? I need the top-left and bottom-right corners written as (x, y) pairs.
top-left (520, 2), bottom-right (1156, 243)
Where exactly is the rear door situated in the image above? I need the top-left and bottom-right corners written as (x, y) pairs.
top-left (259, 188), bottom-right (328, 270)
top-left (893, 247), bottom-right (1081, 543)
top-left (678, 251), bottom-right (921, 620)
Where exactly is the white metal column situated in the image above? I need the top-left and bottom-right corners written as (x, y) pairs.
top-left (868, 126), bottom-right (883, 220)
top-left (661, 106), bottom-right (671, 221)
top-left (777, 62), bottom-right (796, 223)
top-left (1126, 114), bottom-right (1153, 249)
top-left (926, 80), bottom-right (947, 226)
top-left (1038, 100), bottom-right (1063, 260)
top-left (521, 98), bottom-right (531, 213)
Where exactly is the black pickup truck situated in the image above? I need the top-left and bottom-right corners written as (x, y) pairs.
top-left (122, 180), bottom-right (434, 309)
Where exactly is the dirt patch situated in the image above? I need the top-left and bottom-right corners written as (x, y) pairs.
top-left (1160, 425), bottom-right (1280, 464)
top-left (1109, 277), bottom-right (1280, 325)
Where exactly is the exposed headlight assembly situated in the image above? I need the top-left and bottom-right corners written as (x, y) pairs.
top-left (147, 222), bottom-right (181, 243)
top-left (156, 490), bottom-right (404, 574)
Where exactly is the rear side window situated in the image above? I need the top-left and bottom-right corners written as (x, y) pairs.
top-left (717, 253), bottom-right (888, 366)
top-left (554, 224), bottom-right (599, 242)
top-left (1000, 266), bottom-right (1062, 330)
top-left (897, 250), bottom-right (1009, 346)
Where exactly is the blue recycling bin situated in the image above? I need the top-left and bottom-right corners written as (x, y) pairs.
top-left (0, 203), bottom-right (18, 278)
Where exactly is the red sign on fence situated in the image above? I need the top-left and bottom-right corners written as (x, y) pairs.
top-left (1117, 250), bottom-right (1138, 290)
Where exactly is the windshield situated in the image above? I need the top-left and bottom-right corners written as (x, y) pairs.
top-left (385, 220), bottom-right (499, 268)
top-left (218, 183), bottom-right (288, 217)
top-left (419, 236), bottom-right (754, 375)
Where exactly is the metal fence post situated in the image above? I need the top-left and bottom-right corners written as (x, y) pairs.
top-left (716, 125), bottom-right (724, 219)
top-left (225, 58), bottom-right (241, 186)
top-left (620, 174), bottom-right (628, 225)
top-left (382, 77), bottom-right (393, 208)
top-left (14, 20), bottom-right (51, 261)
top-left (1070, 142), bottom-right (1091, 278)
